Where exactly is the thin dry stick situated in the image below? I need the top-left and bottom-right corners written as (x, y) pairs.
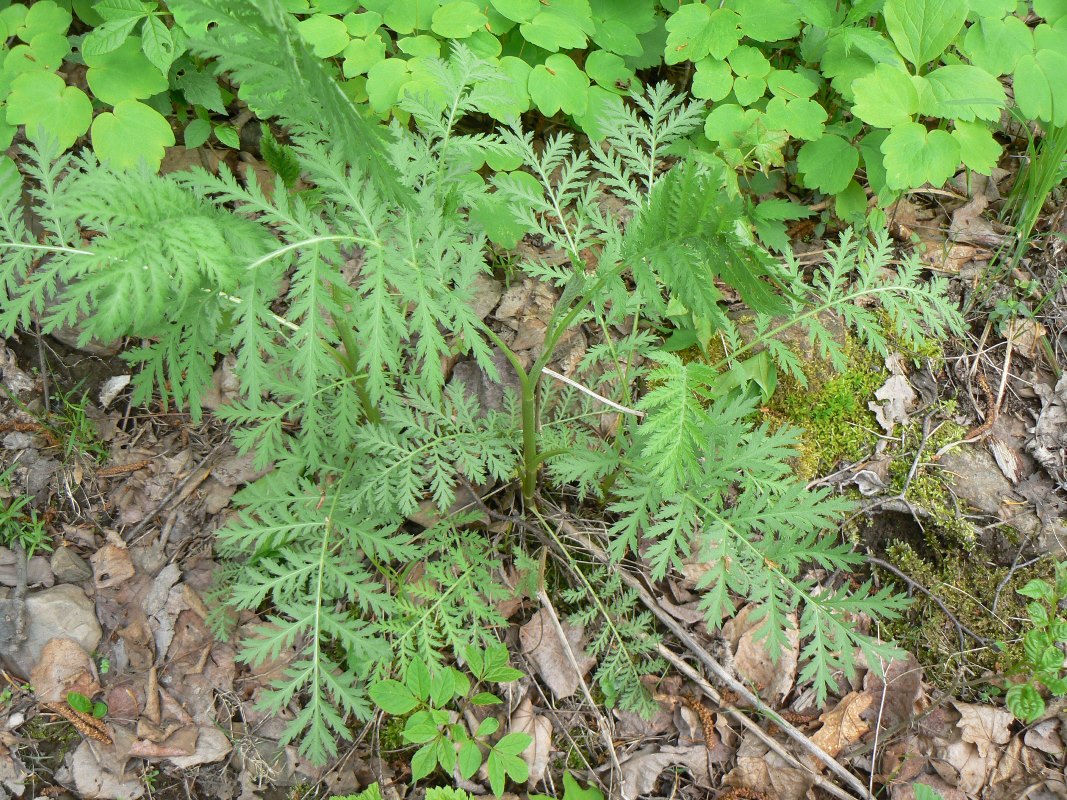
top-left (536, 588), bottom-right (625, 787)
top-left (541, 366), bottom-right (645, 418)
top-left (994, 334), bottom-right (1014, 414)
top-left (555, 519), bottom-right (874, 800)
top-left (657, 645), bottom-right (861, 800)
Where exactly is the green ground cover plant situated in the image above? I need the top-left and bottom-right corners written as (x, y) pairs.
top-left (0, 0), bottom-right (968, 778)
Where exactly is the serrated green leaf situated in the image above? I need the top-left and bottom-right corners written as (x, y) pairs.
top-left (796, 134), bottom-right (858, 194)
top-left (1005, 682), bottom-right (1044, 722)
top-left (95, 0), bottom-right (153, 22)
top-left (24, 32), bottom-right (72, 69)
top-left (6, 71), bottom-right (92, 150)
top-left (411, 743), bottom-right (438, 781)
top-left (369, 679), bottom-right (419, 714)
top-left (91, 100), bottom-right (175, 170)
top-left (881, 122), bottom-right (959, 190)
top-left (529, 53), bottom-right (589, 116)
top-left (183, 117), bottom-right (211, 147)
top-left (664, 3), bottom-right (740, 64)
top-left (141, 15), bottom-right (179, 74)
top-left (851, 63), bottom-right (918, 128)
top-left (883, 0), bottom-right (968, 69)
top-left (431, 1), bottom-right (486, 37)
top-left (85, 36), bottom-right (168, 104)
top-left (343, 10), bottom-right (382, 35)
top-left (173, 62), bottom-right (226, 112)
top-left (81, 15), bottom-right (141, 57)
top-left (458, 739), bottom-right (482, 778)
top-left (476, 716), bottom-right (499, 737)
top-left (214, 124), bottom-right (239, 148)
top-left (1018, 579), bottom-right (1055, 602)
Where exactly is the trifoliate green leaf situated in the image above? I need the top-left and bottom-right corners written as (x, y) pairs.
top-left (6, 70), bottom-right (92, 150)
top-left (18, 0), bottom-right (71, 39)
top-left (916, 65), bottom-right (1005, 121)
top-left (141, 15), bottom-right (180, 74)
top-left (490, 0), bottom-right (538, 22)
top-left (366, 57), bottom-right (411, 113)
top-left (584, 49), bottom-right (635, 93)
top-left (850, 64), bottom-right (918, 128)
top-left (728, 45), bottom-right (770, 106)
top-left (962, 16), bottom-right (1033, 76)
top-left (767, 68), bottom-right (819, 99)
top-left (91, 99), bottom-right (175, 170)
top-left (951, 121), bottom-right (1000, 174)
top-left (297, 13), bottom-right (350, 57)
top-left (24, 32), bottom-right (72, 69)
top-left (703, 103), bottom-right (755, 144)
top-left (343, 34), bottom-right (386, 77)
top-left (520, 0), bottom-right (594, 51)
top-left (764, 96), bottom-right (826, 140)
top-left (528, 53), bottom-right (588, 116)
top-left (85, 36), bottom-right (168, 104)
top-left (183, 117), bottom-right (211, 148)
top-left (692, 58), bottom-right (733, 101)
top-left (881, 122), bottom-right (960, 189)
top-left (664, 3), bottom-right (740, 64)
top-left (883, 0), bottom-right (967, 70)
top-left (731, 0), bottom-right (800, 42)
top-left (796, 133), bottom-right (858, 194)
top-left (1014, 49), bottom-right (1067, 126)
top-left (431, 2), bottom-right (486, 37)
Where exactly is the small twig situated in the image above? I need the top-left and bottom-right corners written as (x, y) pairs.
top-left (866, 555), bottom-right (996, 653)
top-left (541, 366), bottom-right (644, 418)
top-left (536, 588), bottom-right (625, 785)
top-left (994, 334), bottom-right (1013, 415)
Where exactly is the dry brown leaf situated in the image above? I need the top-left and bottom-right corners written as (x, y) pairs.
top-left (509, 695), bottom-right (552, 787)
top-left (31, 638), bottom-right (100, 705)
top-left (518, 608), bottom-right (595, 700)
top-left (809, 691), bottom-right (873, 760)
top-left (619, 744), bottom-right (712, 800)
top-left (953, 701), bottom-right (1012, 759)
top-left (934, 739), bottom-right (990, 796)
top-left (722, 604), bottom-right (799, 704)
top-left (722, 738), bottom-right (812, 800)
top-left (1024, 720), bottom-right (1063, 754)
top-left (863, 652), bottom-right (924, 732)
top-left (90, 543), bottom-right (135, 589)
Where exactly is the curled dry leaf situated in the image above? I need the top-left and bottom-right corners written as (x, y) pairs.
top-left (509, 695), bottom-right (552, 787)
top-left (722, 737), bottom-right (811, 800)
top-left (619, 744), bottom-right (712, 800)
top-left (90, 543), bottom-right (136, 589)
top-left (30, 638), bottom-right (100, 705)
top-left (519, 608), bottom-right (595, 700)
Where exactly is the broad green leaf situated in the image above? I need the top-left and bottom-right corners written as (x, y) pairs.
top-left (1018, 579), bottom-right (1055, 602)
top-left (183, 117), bottom-right (211, 147)
top-left (469, 690), bottom-right (504, 705)
top-left (851, 64), bottom-right (918, 128)
top-left (85, 36), bottom-right (168, 104)
top-left (81, 16), bottom-right (142, 57)
top-left (859, 128), bottom-right (891, 197)
top-left (475, 716), bottom-right (499, 737)
top-left (458, 740), bottom-right (482, 779)
top-left (342, 34), bottom-right (386, 77)
top-left (475, 55), bottom-right (531, 119)
top-left (141, 15), bottom-right (179, 74)
top-left (573, 84), bottom-right (624, 139)
top-left (731, 0), bottom-right (801, 42)
top-left (912, 785), bottom-right (944, 800)
top-left (520, 0), bottom-right (594, 51)
top-left (405, 658), bottom-right (432, 702)
top-left (343, 11), bottom-right (382, 36)
top-left (881, 122), bottom-right (960, 190)
top-left (584, 49), bottom-right (635, 93)
top-left (692, 58), bottom-right (733, 101)
top-left (1035, 0), bottom-right (1067, 23)
top-left (490, 0), bottom-right (538, 22)
top-left (729, 46), bottom-right (770, 106)
top-left (67, 692), bottom-right (92, 714)
top-left (428, 667), bottom-right (457, 707)
top-left (1034, 23), bottom-right (1067, 53)
top-left (834, 179), bottom-right (868, 225)
top-left (918, 65), bottom-right (1005, 121)
top-left (961, 15), bottom-right (1032, 76)
top-left (213, 124), bottom-right (239, 148)
top-left (397, 34), bottom-right (440, 56)
top-left (764, 96), bottom-right (826, 140)
top-left (968, 0), bottom-right (1016, 15)
top-left (24, 32), bottom-right (72, 69)
top-left (91, 100), bottom-right (175, 170)
top-left (403, 711), bottom-right (445, 743)
top-left (592, 17), bottom-right (642, 55)
top-left (366, 57), bottom-right (411, 113)
top-left (883, 0), bottom-right (968, 69)
top-left (951, 120), bottom-right (1000, 174)
top-left (297, 13), bottom-right (350, 57)
top-left (1029, 602), bottom-right (1051, 627)
top-left (792, 0), bottom-right (841, 27)
top-left (6, 71), bottom-right (92, 150)
top-left (703, 103), bottom-right (757, 144)
top-left (796, 133), bottom-right (859, 193)
top-left (361, 0), bottom-right (439, 34)
top-left (368, 679), bottom-right (418, 715)
top-left (1014, 49), bottom-right (1067, 126)
top-left (431, 1), bottom-right (486, 37)
top-left (494, 731), bottom-right (533, 755)
top-left (410, 743), bottom-right (438, 781)
top-left (767, 68), bottom-right (818, 99)
top-left (664, 4), bottom-right (740, 64)
top-left (528, 53), bottom-right (589, 116)
top-left (18, 0), bottom-right (71, 39)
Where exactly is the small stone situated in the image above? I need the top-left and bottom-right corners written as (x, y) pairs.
top-left (50, 547), bottom-right (93, 584)
top-left (0, 583), bottom-right (102, 679)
